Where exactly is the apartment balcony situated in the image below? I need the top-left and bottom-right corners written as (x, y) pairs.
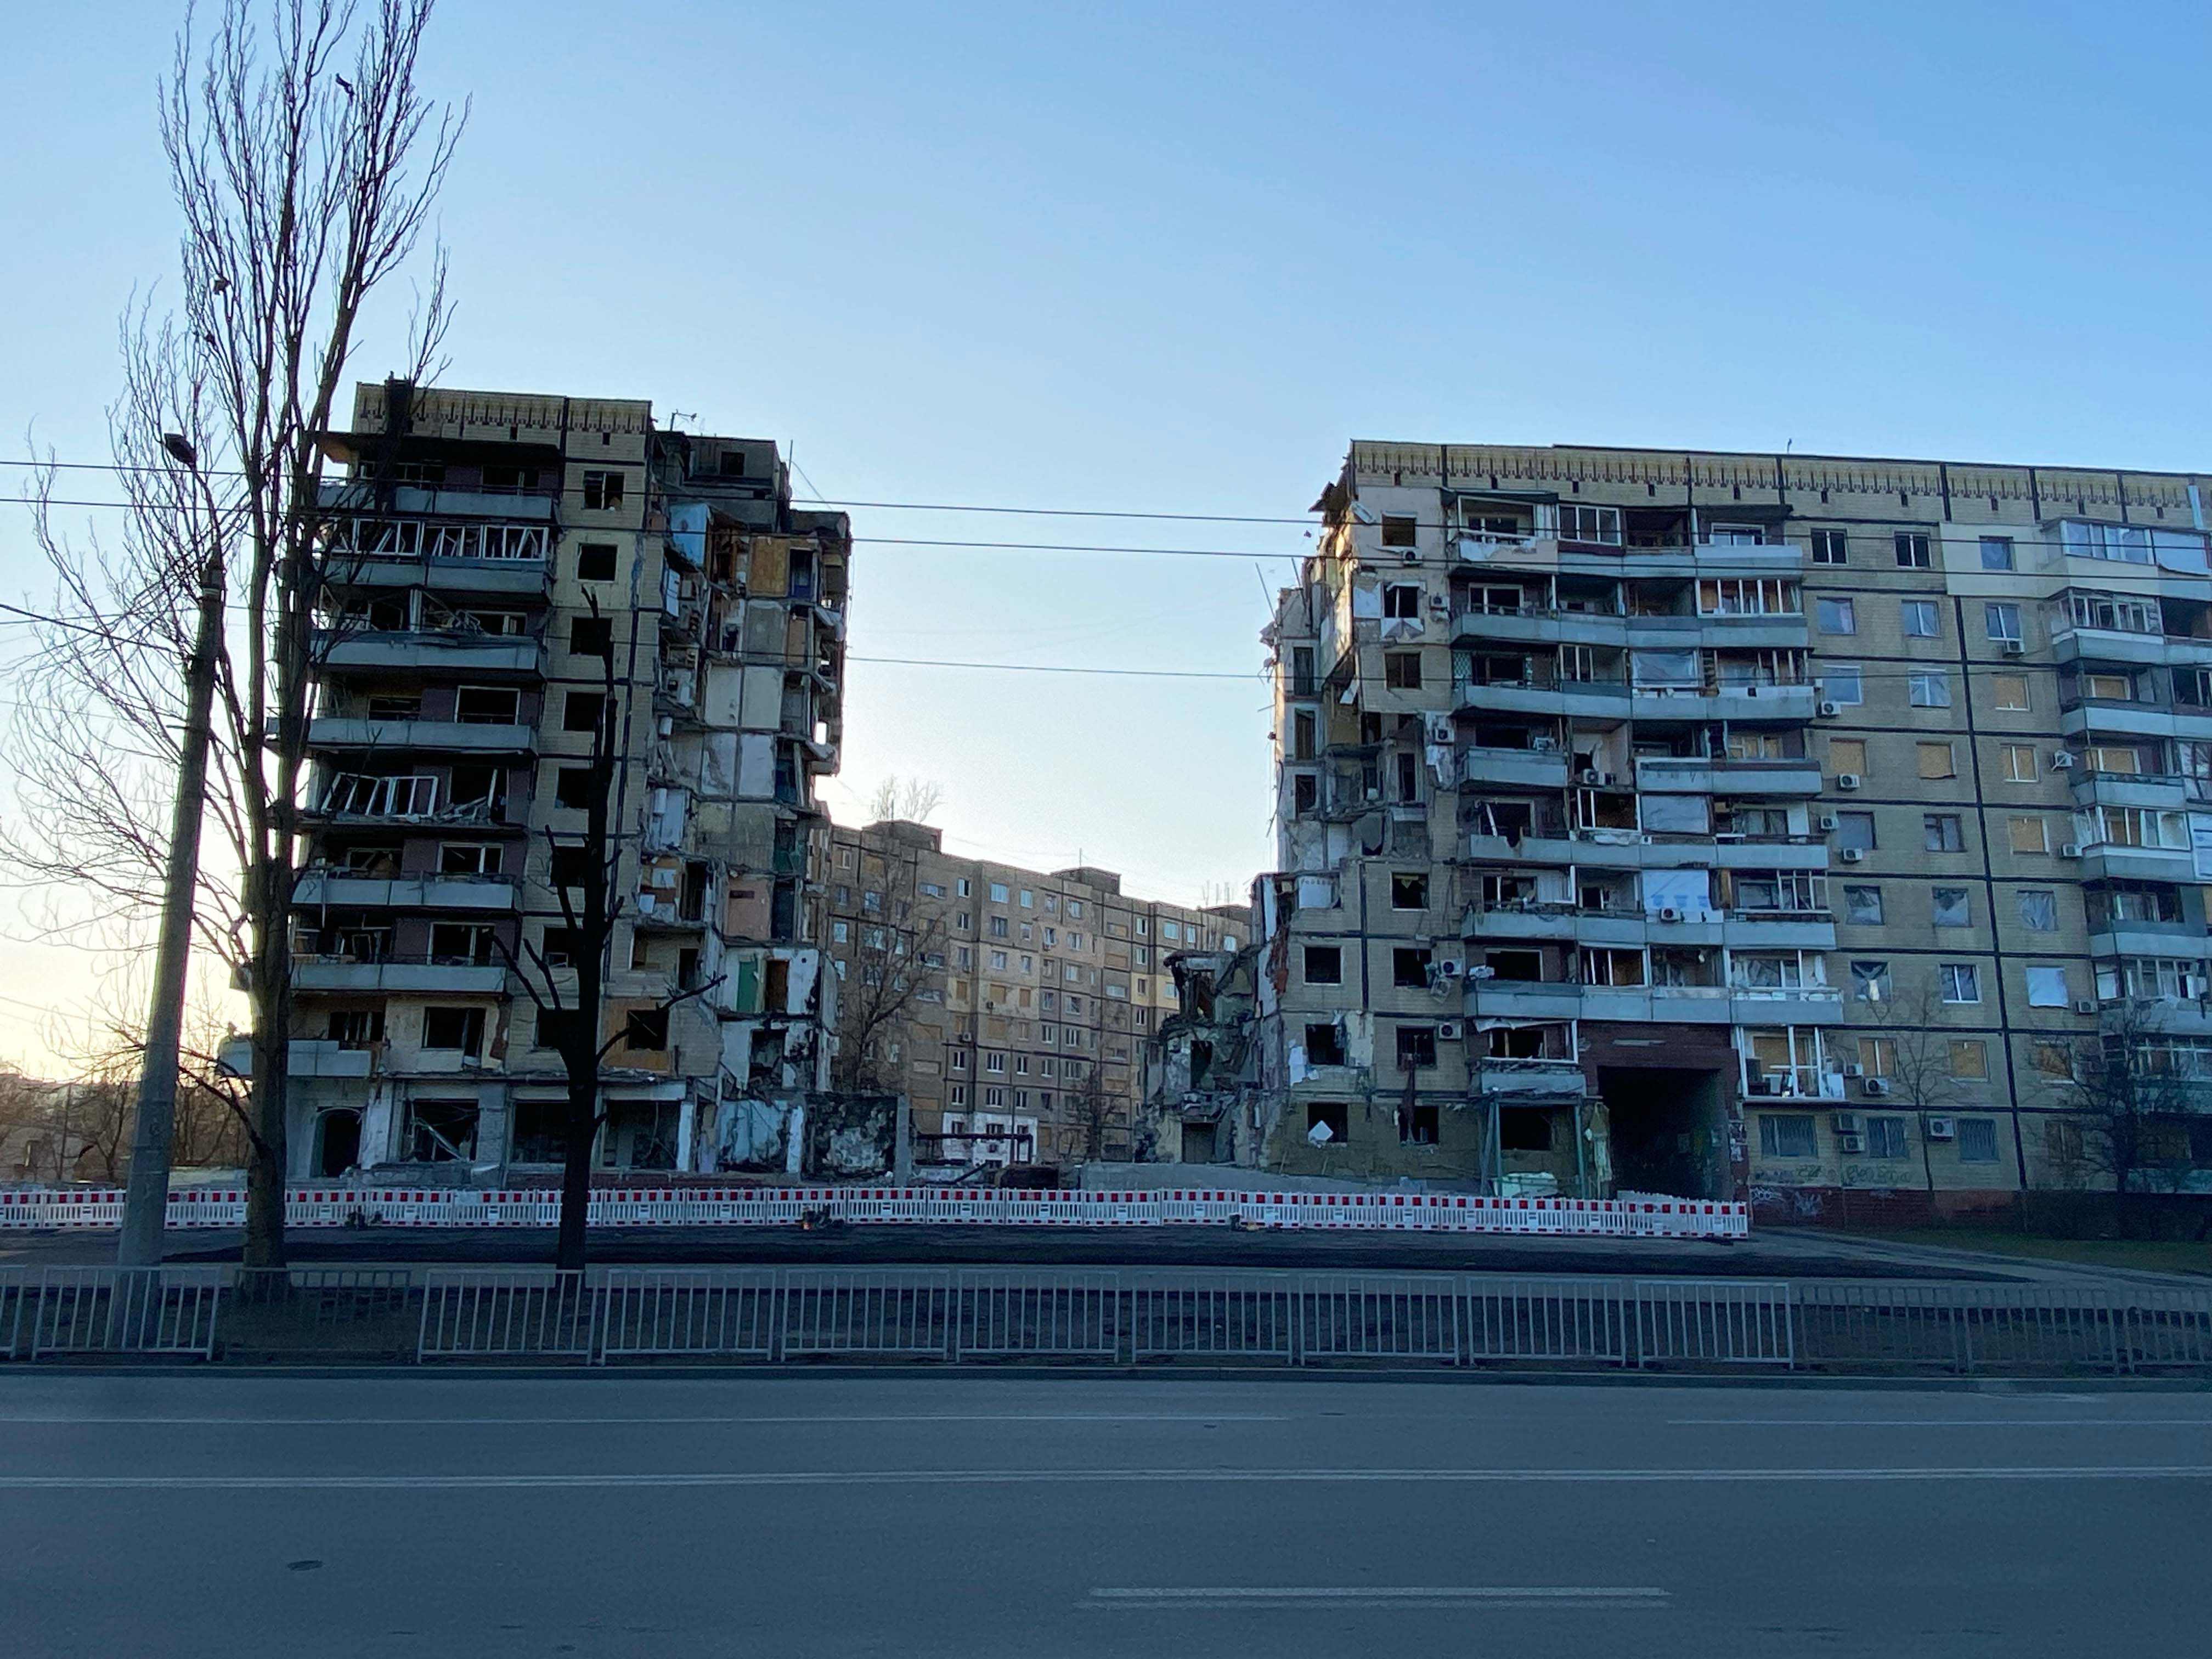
top-left (320, 479), bottom-right (558, 522)
top-left (1471, 1059), bottom-right (1589, 1102)
top-left (317, 629), bottom-right (546, 676)
top-left (1722, 913), bottom-right (1837, 951)
top-left (2103, 998), bottom-right (2212, 1037)
top-left (2076, 842), bottom-right (2197, 886)
top-left (1464, 831), bottom-right (1829, 871)
top-left (1452, 677), bottom-right (1632, 722)
top-left (1462, 904), bottom-right (1579, 943)
top-left (1454, 537), bottom-right (1805, 579)
top-left (2049, 625), bottom-right (2212, 670)
top-left (292, 955), bottom-right (507, 994)
top-left (2068, 771), bottom-right (2194, 813)
top-left (2090, 922), bottom-right (2211, 960)
top-left (306, 717), bottom-right (537, 755)
top-left (291, 873), bottom-right (520, 912)
top-left (1463, 980), bottom-right (1582, 1019)
top-left (1630, 683), bottom-right (1817, 723)
top-left (2059, 700), bottom-right (2212, 744)
top-left (1455, 746), bottom-right (1570, 790)
top-left (215, 1037), bottom-right (375, 1079)
top-left (1635, 755), bottom-right (1822, 797)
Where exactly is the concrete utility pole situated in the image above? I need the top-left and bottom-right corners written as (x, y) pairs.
top-left (118, 435), bottom-right (225, 1267)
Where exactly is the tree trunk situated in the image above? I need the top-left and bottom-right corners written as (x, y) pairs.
top-left (243, 903), bottom-right (291, 1268)
top-left (556, 1066), bottom-right (597, 1272)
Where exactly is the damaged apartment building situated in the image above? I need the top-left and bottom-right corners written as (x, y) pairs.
top-left (1253, 439), bottom-right (2212, 1212)
top-left (1137, 940), bottom-right (1262, 1164)
top-left (279, 380), bottom-right (853, 1180)
top-left (825, 820), bottom-right (1246, 1169)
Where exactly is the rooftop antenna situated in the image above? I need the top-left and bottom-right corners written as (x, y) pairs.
top-left (668, 409), bottom-right (697, 431)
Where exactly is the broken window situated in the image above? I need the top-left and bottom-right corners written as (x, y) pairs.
top-left (1383, 583), bottom-right (1421, 619)
top-left (419, 1007), bottom-right (485, 1056)
top-left (1395, 1026), bottom-right (1437, 1070)
top-left (1306, 1101), bottom-right (1350, 1143)
top-left (624, 1007), bottom-right (670, 1052)
top-left (1391, 872), bottom-right (1427, 910)
top-left (1379, 515), bottom-right (1417, 549)
top-left (439, 843), bottom-right (500, 876)
top-left (549, 845), bottom-right (594, 890)
top-left (326, 1009), bottom-right (385, 1048)
top-left (582, 470), bottom-right (626, 511)
top-left (1384, 652), bottom-right (1423, 690)
top-left (1292, 773), bottom-right (1319, 814)
top-left (1402, 1104), bottom-right (1439, 1145)
top-left (540, 928), bottom-right (583, 968)
top-left (570, 616), bottom-right (613, 658)
top-left (1392, 947), bottom-right (1433, 989)
top-left (455, 686), bottom-right (520, 725)
top-left (404, 1098), bottom-right (479, 1161)
top-left (562, 691), bottom-right (605, 732)
top-left (576, 542), bottom-right (617, 582)
top-left (1302, 945), bottom-right (1342, 984)
top-left (481, 465), bottom-right (539, 494)
top-left (1304, 1023), bottom-right (1344, 1065)
top-left (428, 924), bottom-right (496, 966)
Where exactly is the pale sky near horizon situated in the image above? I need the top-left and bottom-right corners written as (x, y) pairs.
top-left (3, 0), bottom-right (2209, 1069)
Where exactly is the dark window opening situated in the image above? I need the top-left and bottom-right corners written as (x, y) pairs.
top-left (1385, 652), bottom-right (1423, 690)
top-left (1303, 945), bottom-right (1342, 984)
top-left (1392, 947), bottom-right (1433, 989)
top-left (549, 845), bottom-right (594, 890)
top-left (554, 766), bottom-right (594, 810)
top-left (1391, 872), bottom-right (1427, 909)
top-left (1304, 1022), bottom-right (1344, 1065)
top-left (1402, 1104), bottom-right (1440, 1144)
top-left (570, 616), bottom-right (613, 658)
top-left (533, 1008), bottom-right (586, 1051)
top-left (1292, 774), bottom-right (1319, 814)
top-left (420, 1007), bottom-right (486, 1057)
top-left (576, 543), bottom-right (617, 582)
top-left (1380, 515), bottom-right (1418, 548)
top-left (582, 470), bottom-right (626, 511)
top-left (1306, 1101), bottom-right (1350, 1143)
top-left (624, 1007), bottom-right (670, 1052)
top-left (562, 691), bottom-right (605, 732)
top-left (1500, 1108), bottom-right (1553, 1152)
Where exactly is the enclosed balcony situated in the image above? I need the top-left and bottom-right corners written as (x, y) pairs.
top-left (291, 955), bottom-right (506, 994)
top-left (1635, 755), bottom-right (1822, 797)
top-left (291, 872), bottom-right (520, 912)
top-left (306, 716), bottom-right (537, 755)
top-left (318, 628), bottom-right (546, 676)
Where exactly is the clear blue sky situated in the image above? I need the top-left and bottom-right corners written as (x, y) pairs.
top-left (2, 0), bottom-right (2209, 1059)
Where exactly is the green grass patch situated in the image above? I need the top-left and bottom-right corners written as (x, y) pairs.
top-left (1869, 1227), bottom-right (2212, 1277)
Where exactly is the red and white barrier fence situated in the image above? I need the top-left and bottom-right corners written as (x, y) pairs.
top-left (0, 1185), bottom-right (1749, 1239)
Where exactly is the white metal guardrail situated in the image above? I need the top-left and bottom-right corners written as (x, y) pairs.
top-left (10, 1265), bottom-right (2204, 1373)
top-left (0, 1185), bottom-right (1751, 1239)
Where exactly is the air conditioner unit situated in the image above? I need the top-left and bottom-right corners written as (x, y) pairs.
top-left (1836, 772), bottom-right (1862, 791)
top-left (1818, 700), bottom-right (1841, 718)
top-left (1531, 736), bottom-right (1559, 752)
top-left (2074, 998), bottom-right (2098, 1015)
top-left (1925, 1115), bottom-right (1957, 1140)
top-left (1401, 549), bottom-right (1422, 565)
top-left (1861, 1076), bottom-right (1890, 1096)
top-left (1425, 715), bottom-right (1453, 744)
top-left (1831, 1112), bottom-right (1860, 1133)
top-left (1437, 1021), bottom-right (1463, 1040)
top-left (1842, 1062), bottom-right (1865, 1079)
top-left (1839, 847), bottom-right (1866, 863)
top-left (1658, 906), bottom-right (1683, 923)
top-left (2002, 639), bottom-right (2026, 656)
top-left (1427, 594), bottom-right (1451, 613)
top-left (2051, 752), bottom-right (2074, 770)
top-left (1436, 958), bottom-right (1465, 978)
top-left (1835, 1131), bottom-right (1867, 1154)
top-left (1817, 812), bottom-right (1841, 831)
top-left (2059, 843), bottom-right (2084, 859)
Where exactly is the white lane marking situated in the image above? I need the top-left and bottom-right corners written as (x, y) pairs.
top-left (1091, 1585), bottom-right (1668, 1602)
top-left (0, 1466), bottom-right (2206, 1490)
top-left (0, 1413), bottom-right (1289, 1427)
top-left (1671, 1419), bottom-right (2212, 1428)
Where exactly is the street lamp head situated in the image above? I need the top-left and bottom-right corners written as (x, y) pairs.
top-left (162, 433), bottom-right (199, 470)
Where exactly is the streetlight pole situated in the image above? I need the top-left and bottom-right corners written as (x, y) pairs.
top-left (117, 434), bottom-right (225, 1267)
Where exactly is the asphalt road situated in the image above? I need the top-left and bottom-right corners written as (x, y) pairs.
top-left (0, 1372), bottom-right (2205, 1658)
top-left (0, 1221), bottom-right (2047, 1280)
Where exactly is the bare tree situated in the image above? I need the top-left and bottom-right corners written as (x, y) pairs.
top-left (1850, 975), bottom-right (1972, 1196)
top-left (1064, 1062), bottom-right (1114, 1164)
top-left (9, 1), bottom-right (463, 1267)
top-left (831, 851), bottom-right (947, 1094)
top-left (496, 630), bottom-right (719, 1270)
top-left (865, 776), bottom-right (944, 825)
top-left (2058, 1001), bottom-right (2201, 1238)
